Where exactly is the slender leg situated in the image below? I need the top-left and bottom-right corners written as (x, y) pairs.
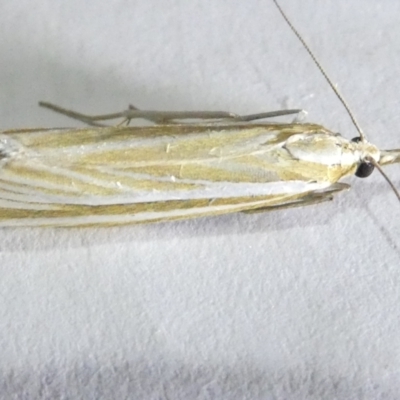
top-left (38, 102), bottom-right (113, 127)
top-left (39, 101), bottom-right (304, 126)
top-left (227, 109), bottom-right (304, 122)
top-left (123, 107), bottom-right (305, 124)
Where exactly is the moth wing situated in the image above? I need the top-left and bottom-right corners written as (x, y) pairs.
top-left (241, 182), bottom-right (350, 214)
top-left (0, 123), bottom-right (332, 207)
top-left (0, 123), bottom-right (344, 226)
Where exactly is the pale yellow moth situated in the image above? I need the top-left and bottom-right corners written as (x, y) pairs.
top-left (0, 0), bottom-right (399, 227)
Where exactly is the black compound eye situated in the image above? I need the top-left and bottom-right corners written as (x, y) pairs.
top-left (355, 161), bottom-right (375, 178)
top-left (351, 137), bottom-right (375, 178)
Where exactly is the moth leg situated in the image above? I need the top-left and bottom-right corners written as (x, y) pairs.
top-left (242, 183), bottom-right (350, 214)
top-left (39, 101), bottom-right (241, 126)
top-left (120, 108), bottom-right (305, 123)
top-left (38, 102), bottom-right (117, 127)
top-left (123, 107), bottom-right (306, 124)
top-left (225, 109), bottom-right (305, 122)
top-left (39, 101), bottom-right (305, 126)
top-left (124, 104), bottom-right (173, 125)
top-left (38, 101), bottom-right (182, 126)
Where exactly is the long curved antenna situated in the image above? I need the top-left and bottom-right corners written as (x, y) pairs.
top-left (368, 157), bottom-right (400, 202)
top-left (272, 0), bottom-right (366, 141)
top-left (273, 0), bottom-right (400, 203)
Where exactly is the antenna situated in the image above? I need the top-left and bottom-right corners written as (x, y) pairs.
top-left (272, 0), bottom-right (400, 203)
top-left (368, 158), bottom-right (400, 202)
top-left (272, 0), bottom-right (366, 141)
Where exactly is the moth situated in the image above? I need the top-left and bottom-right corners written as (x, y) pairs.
top-left (0, 0), bottom-right (398, 227)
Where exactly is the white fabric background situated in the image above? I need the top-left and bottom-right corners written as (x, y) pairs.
top-left (1, 0), bottom-right (400, 398)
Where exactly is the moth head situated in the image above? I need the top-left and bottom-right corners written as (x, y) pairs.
top-left (350, 135), bottom-right (400, 201)
top-left (351, 136), bottom-right (378, 178)
top-left (271, 0), bottom-right (400, 202)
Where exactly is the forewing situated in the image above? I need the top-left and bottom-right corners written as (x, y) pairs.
top-left (241, 183), bottom-right (350, 213)
top-left (0, 123), bottom-right (340, 226)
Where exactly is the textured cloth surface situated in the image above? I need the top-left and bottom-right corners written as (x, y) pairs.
top-left (1, 1), bottom-right (400, 399)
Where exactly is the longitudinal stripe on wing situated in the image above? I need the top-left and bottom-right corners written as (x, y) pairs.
top-left (0, 191), bottom-right (312, 226)
top-left (0, 123), bottom-right (353, 226)
top-left (8, 124), bottom-right (304, 150)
